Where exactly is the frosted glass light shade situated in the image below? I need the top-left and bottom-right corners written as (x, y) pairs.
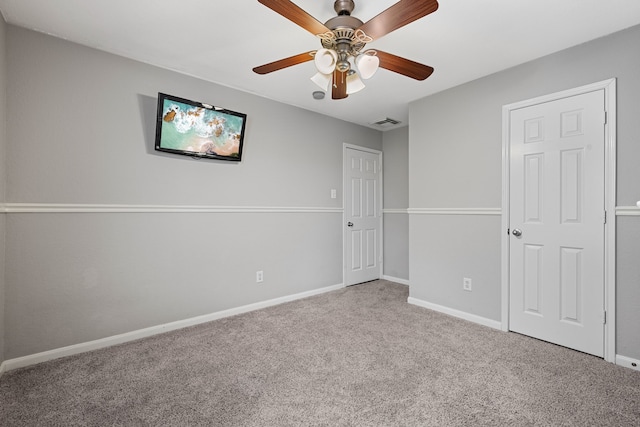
top-left (311, 72), bottom-right (332, 91)
top-left (355, 54), bottom-right (380, 80)
top-left (314, 48), bottom-right (338, 75)
top-left (346, 73), bottom-right (365, 94)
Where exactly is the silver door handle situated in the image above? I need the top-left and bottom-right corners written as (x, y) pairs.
top-left (512, 228), bottom-right (522, 237)
top-left (347, 222), bottom-right (354, 227)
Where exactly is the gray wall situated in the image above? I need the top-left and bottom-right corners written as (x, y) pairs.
top-left (409, 25), bottom-right (640, 359)
top-left (0, 14), bottom-right (6, 364)
top-left (382, 127), bottom-right (409, 281)
top-left (4, 26), bottom-right (381, 359)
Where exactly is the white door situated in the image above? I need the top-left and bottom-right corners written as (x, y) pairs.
top-left (344, 146), bottom-right (382, 286)
top-left (509, 90), bottom-right (606, 357)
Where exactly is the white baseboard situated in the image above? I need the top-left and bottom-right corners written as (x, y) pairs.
top-left (407, 297), bottom-right (502, 330)
top-left (616, 355), bottom-right (640, 371)
top-left (2, 283), bottom-right (345, 373)
top-left (382, 275), bottom-right (409, 286)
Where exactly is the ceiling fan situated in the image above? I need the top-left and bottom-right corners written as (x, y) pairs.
top-left (253, 0), bottom-right (439, 100)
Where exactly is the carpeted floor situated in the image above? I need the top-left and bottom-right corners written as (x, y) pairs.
top-left (1, 280), bottom-right (639, 426)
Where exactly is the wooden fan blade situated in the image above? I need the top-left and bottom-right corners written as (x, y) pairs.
top-left (253, 51), bottom-right (315, 74)
top-left (258, 0), bottom-right (331, 36)
top-left (332, 70), bottom-right (348, 100)
top-left (357, 0), bottom-right (439, 41)
top-left (375, 50), bottom-right (434, 81)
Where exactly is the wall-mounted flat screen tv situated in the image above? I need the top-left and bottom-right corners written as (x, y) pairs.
top-left (155, 92), bottom-right (247, 161)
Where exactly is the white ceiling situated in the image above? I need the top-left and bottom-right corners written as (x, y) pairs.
top-left (2, 0), bottom-right (640, 130)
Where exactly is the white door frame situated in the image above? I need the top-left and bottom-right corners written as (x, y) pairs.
top-left (500, 79), bottom-right (617, 362)
top-left (343, 143), bottom-right (383, 286)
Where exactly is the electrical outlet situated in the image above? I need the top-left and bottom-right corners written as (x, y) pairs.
top-left (331, 189), bottom-right (337, 199)
top-left (256, 271), bottom-right (264, 283)
top-left (463, 277), bottom-right (472, 291)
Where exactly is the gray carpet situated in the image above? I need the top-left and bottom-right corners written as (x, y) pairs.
top-left (1, 280), bottom-right (639, 426)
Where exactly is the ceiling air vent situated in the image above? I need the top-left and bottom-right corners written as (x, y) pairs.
top-left (370, 117), bottom-right (402, 128)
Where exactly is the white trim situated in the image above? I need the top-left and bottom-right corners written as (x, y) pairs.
top-left (342, 144), bottom-right (383, 156)
top-left (343, 144), bottom-right (384, 286)
top-left (603, 79), bottom-right (618, 363)
top-left (1, 282), bottom-right (344, 372)
top-left (382, 275), bottom-right (409, 286)
top-left (408, 208), bottom-right (501, 216)
top-left (501, 78), bottom-right (617, 362)
top-left (408, 297), bottom-right (502, 330)
top-left (616, 206), bottom-right (640, 216)
top-left (382, 208), bottom-right (408, 214)
top-left (500, 92), bottom-right (511, 332)
top-left (0, 203), bottom-right (342, 214)
top-left (616, 355), bottom-right (640, 372)
top-left (0, 360), bottom-right (6, 377)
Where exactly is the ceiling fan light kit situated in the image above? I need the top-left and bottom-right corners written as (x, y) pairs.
top-left (345, 71), bottom-right (366, 94)
top-left (314, 48), bottom-right (339, 74)
top-left (254, 0), bottom-right (439, 100)
top-left (355, 52), bottom-right (380, 80)
top-left (311, 71), bottom-right (333, 91)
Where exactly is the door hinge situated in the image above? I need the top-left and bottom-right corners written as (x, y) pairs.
top-left (604, 210), bottom-right (607, 224)
top-left (603, 310), bottom-right (607, 324)
top-left (604, 111), bottom-right (607, 125)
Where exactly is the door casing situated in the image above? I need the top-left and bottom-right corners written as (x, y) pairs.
top-left (501, 79), bottom-right (617, 362)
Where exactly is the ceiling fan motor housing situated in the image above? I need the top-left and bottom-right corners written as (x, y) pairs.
top-left (323, 2), bottom-right (366, 73)
top-left (324, 15), bottom-right (363, 32)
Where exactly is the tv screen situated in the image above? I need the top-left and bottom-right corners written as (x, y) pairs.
top-left (154, 92), bottom-right (247, 161)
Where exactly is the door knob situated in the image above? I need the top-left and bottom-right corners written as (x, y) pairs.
top-left (512, 228), bottom-right (522, 237)
top-left (347, 222), bottom-right (354, 227)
